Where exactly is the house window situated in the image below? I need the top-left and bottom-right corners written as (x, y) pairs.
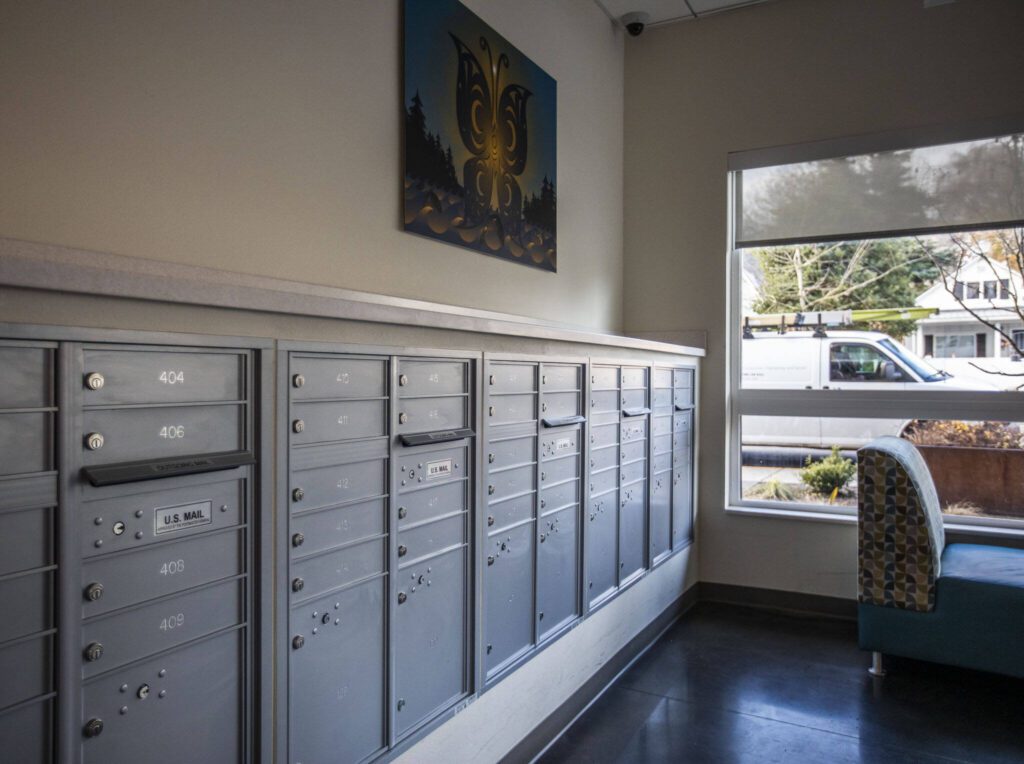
top-left (730, 125), bottom-right (1023, 526)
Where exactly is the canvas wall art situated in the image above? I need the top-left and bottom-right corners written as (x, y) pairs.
top-left (403, 0), bottom-right (557, 271)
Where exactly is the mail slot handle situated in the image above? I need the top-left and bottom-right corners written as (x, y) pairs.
top-left (675, 404), bottom-right (694, 412)
top-left (80, 451), bottom-right (255, 486)
top-left (399, 427), bottom-right (475, 447)
top-left (622, 407), bottom-right (651, 417)
top-left (541, 415), bottom-right (586, 428)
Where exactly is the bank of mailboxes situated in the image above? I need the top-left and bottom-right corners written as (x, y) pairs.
top-left (482, 360), bottom-right (585, 682)
top-left (284, 351), bottom-right (474, 763)
top-left (0, 329), bottom-right (695, 764)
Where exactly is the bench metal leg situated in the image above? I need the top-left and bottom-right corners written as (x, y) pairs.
top-left (868, 651), bottom-right (886, 677)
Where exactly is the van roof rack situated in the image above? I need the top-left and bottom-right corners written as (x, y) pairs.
top-left (742, 307), bottom-right (938, 338)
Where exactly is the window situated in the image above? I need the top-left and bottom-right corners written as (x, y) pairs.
top-left (730, 125), bottom-right (1024, 527)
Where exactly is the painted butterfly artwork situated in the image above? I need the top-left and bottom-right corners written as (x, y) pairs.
top-left (403, 0), bottom-right (557, 271)
top-left (450, 33), bottom-right (531, 236)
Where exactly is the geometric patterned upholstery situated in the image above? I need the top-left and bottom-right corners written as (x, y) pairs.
top-left (857, 436), bottom-right (945, 612)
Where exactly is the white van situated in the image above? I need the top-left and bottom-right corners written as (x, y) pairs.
top-left (742, 330), bottom-right (993, 449)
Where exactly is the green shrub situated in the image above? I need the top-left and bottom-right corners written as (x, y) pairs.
top-left (747, 478), bottom-right (804, 502)
top-left (801, 446), bottom-right (856, 497)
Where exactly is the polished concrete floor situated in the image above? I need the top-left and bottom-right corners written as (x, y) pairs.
top-left (538, 603), bottom-right (1024, 764)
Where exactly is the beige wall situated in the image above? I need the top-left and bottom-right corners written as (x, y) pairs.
top-left (0, 0), bottom-right (624, 331)
top-left (622, 0), bottom-right (1024, 598)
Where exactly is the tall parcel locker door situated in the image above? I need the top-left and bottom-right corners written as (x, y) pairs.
top-left (74, 345), bottom-right (258, 764)
top-left (286, 354), bottom-right (388, 764)
top-left (618, 366), bottom-right (650, 585)
top-left (649, 368), bottom-right (673, 565)
top-left (482, 361), bottom-right (537, 681)
top-left (0, 342), bottom-right (57, 763)
top-left (392, 357), bottom-right (474, 739)
top-left (586, 365), bottom-right (619, 608)
top-left (672, 368), bottom-right (695, 549)
top-left (536, 363), bottom-right (584, 641)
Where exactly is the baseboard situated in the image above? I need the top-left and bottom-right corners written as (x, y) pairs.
top-left (500, 584), bottom-right (700, 764)
top-left (699, 581), bottom-right (858, 620)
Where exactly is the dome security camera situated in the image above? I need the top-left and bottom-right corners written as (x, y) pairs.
top-left (621, 11), bottom-right (651, 37)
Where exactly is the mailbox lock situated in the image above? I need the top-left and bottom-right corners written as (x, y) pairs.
top-left (84, 642), bottom-right (104, 662)
top-left (487, 515), bottom-right (494, 526)
top-left (488, 485), bottom-right (495, 495)
top-left (321, 613), bottom-right (331, 625)
top-left (488, 453), bottom-right (495, 464)
top-left (397, 699), bottom-right (406, 711)
top-left (399, 413), bottom-right (408, 425)
top-left (398, 545), bottom-right (408, 557)
top-left (292, 487), bottom-right (305, 502)
top-left (399, 374), bottom-right (409, 386)
top-left (292, 635), bottom-right (305, 650)
top-left (112, 522), bottom-right (126, 536)
top-left (292, 373), bottom-right (305, 388)
top-left (85, 432), bottom-right (105, 451)
top-left (83, 718), bottom-right (104, 739)
top-left (292, 578), bottom-right (304, 592)
top-left (488, 406), bottom-right (495, 417)
top-left (84, 582), bottom-right (104, 602)
top-left (487, 556), bottom-right (495, 566)
top-left (292, 533), bottom-right (305, 547)
top-left (292, 419), bottom-right (305, 434)
top-left (85, 372), bottom-right (105, 391)
top-left (398, 506), bottom-right (407, 520)
top-left (397, 592), bottom-right (407, 604)
top-left (488, 374), bottom-right (495, 385)
top-left (137, 684), bottom-right (150, 700)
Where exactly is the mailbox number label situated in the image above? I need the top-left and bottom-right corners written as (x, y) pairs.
top-left (160, 425), bottom-right (185, 439)
top-left (160, 613), bottom-right (185, 632)
top-left (426, 459), bottom-right (453, 480)
top-left (155, 501), bottom-right (213, 535)
top-left (160, 559), bottom-right (185, 576)
top-left (159, 370), bottom-right (185, 385)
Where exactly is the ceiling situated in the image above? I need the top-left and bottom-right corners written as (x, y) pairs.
top-left (596, 0), bottom-right (772, 27)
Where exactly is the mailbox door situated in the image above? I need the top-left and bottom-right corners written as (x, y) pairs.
top-left (483, 522), bottom-right (535, 677)
top-left (586, 493), bottom-right (618, 607)
top-left (537, 504), bottom-right (579, 641)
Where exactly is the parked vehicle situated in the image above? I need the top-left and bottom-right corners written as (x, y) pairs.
top-left (742, 330), bottom-right (996, 448)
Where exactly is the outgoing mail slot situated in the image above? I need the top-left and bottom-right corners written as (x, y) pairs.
top-left (488, 363), bottom-right (536, 394)
top-left (399, 481), bottom-right (467, 527)
top-left (540, 454), bottom-right (579, 487)
top-left (81, 578), bottom-right (242, 678)
top-left (398, 360), bottom-right (467, 396)
top-left (81, 350), bottom-right (243, 405)
top-left (293, 458), bottom-right (386, 510)
top-left (81, 629), bottom-right (243, 764)
top-left (653, 433), bottom-right (673, 456)
top-left (589, 390), bottom-right (619, 414)
top-left (397, 445), bottom-right (467, 488)
top-left (589, 444), bottom-right (617, 473)
top-left (487, 435), bottom-right (536, 471)
top-left (0, 345), bottom-right (52, 409)
top-left (590, 366), bottom-right (618, 390)
top-left (0, 413), bottom-right (52, 476)
top-left (81, 529), bottom-right (243, 617)
top-left (291, 537), bottom-right (385, 601)
top-left (0, 505), bottom-right (53, 575)
top-left (292, 499), bottom-right (385, 556)
top-left (291, 400), bottom-right (385, 444)
top-left (487, 492), bottom-right (535, 531)
top-left (541, 430), bottom-right (579, 460)
top-left (620, 367), bottom-right (647, 389)
top-left (590, 423), bottom-right (619, 450)
top-left (653, 451), bottom-right (673, 474)
top-left (0, 571), bottom-right (51, 644)
top-left (489, 463), bottom-right (535, 502)
top-left (397, 395), bottom-right (467, 433)
top-left (620, 440), bottom-right (646, 463)
top-left (589, 465), bottom-right (618, 498)
top-left (621, 418), bottom-right (648, 444)
top-left (542, 391), bottom-right (579, 419)
top-left (652, 388), bottom-right (673, 410)
top-left (620, 458), bottom-right (646, 486)
top-left (290, 357), bottom-right (386, 400)
top-left (540, 477), bottom-right (578, 514)
top-left (81, 405), bottom-right (243, 465)
top-left (488, 393), bottom-right (535, 425)
top-left (397, 512), bottom-right (465, 565)
top-left (620, 389), bottom-right (646, 411)
top-left (541, 365), bottom-right (580, 390)
top-left (0, 633), bottom-right (52, 709)
top-left (653, 368), bottom-right (673, 389)
top-left (674, 368), bottom-right (694, 389)
top-left (81, 474), bottom-right (243, 558)
top-left (652, 415), bottom-right (672, 437)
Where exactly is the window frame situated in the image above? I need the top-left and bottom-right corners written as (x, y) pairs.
top-left (726, 118), bottom-right (1024, 530)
